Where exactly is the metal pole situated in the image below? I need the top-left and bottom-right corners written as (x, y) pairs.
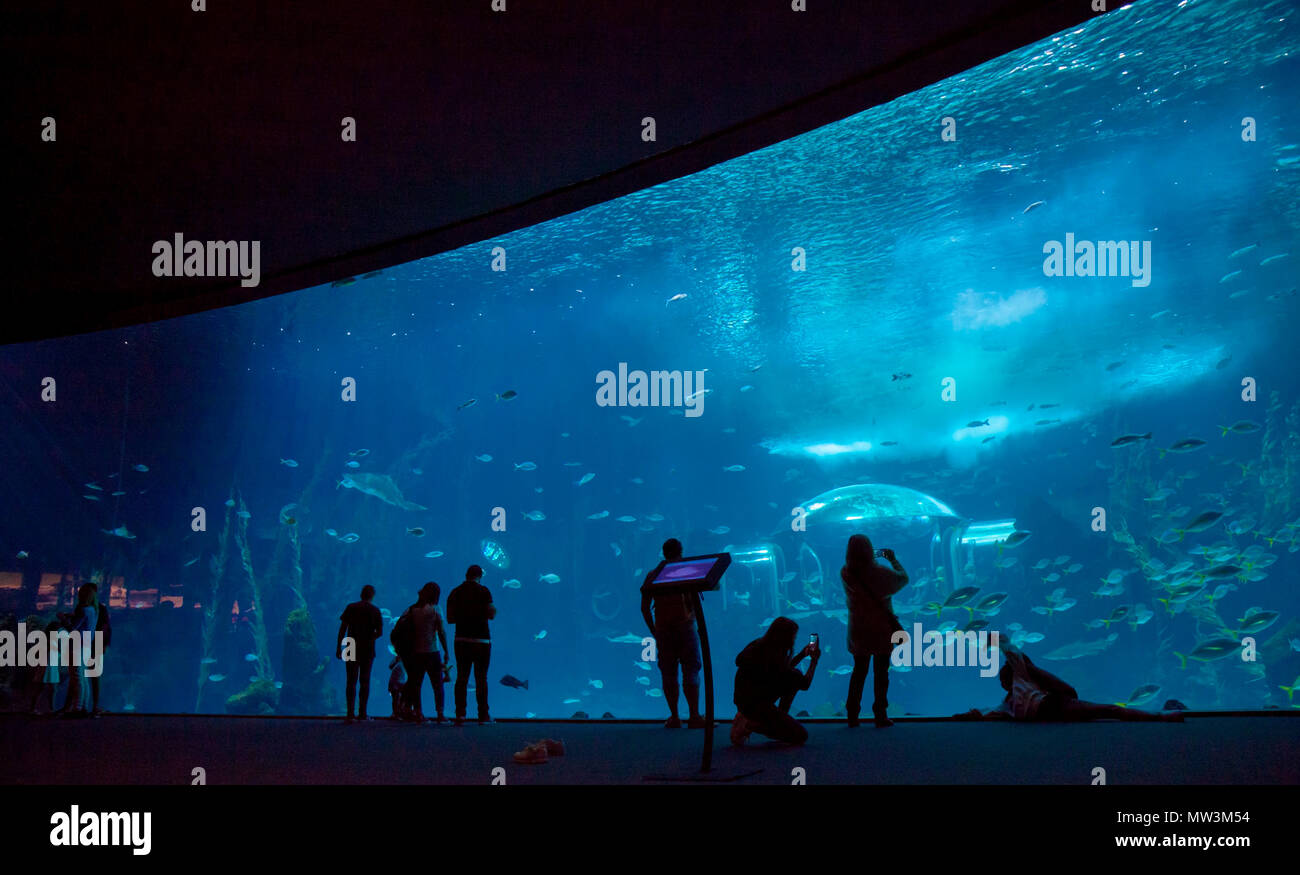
top-left (691, 590), bottom-right (713, 772)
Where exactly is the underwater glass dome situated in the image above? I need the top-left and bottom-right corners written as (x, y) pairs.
top-left (2, 0), bottom-right (1299, 719)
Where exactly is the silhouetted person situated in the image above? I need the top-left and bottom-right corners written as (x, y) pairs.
top-left (402, 582), bottom-right (450, 724)
top-left (447, 565), bottom-right (496, 725)
top-left (59, 584), bottom-right (97, 718)
top-left (953, 640), bottom-right (1184, 722)
top-left (29, 619), bottom-right (63, 714)
top-left (640, 538), bottom-right (704, 728)
top-left (841, 533), bottom-right (908, 727)
top-left (88, 583), bottom-right (111, 715)
top-left (337, 584), bottom-right (383, 723)
top-left (730, 617), bottom-right (820, 746)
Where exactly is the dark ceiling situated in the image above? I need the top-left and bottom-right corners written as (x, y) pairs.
top-left (5, 0), bottom-right (1099, 346)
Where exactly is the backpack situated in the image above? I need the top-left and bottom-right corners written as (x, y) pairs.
top-left (390, 608), bottom-right (414, 657)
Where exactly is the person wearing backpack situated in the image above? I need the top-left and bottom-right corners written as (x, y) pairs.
top-left (389, 601), bottom-right (415, 719)
top-left (401, 582), bottom-right (450, 725)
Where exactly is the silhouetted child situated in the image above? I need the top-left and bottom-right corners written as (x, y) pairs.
top-left (388, 654), bottom-right (408, 719)
top-left (29, 620), bottom-right (62, 714)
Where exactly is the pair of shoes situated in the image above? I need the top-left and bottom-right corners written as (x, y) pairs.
top-left (664, 716), bottom-right (683, 729)
top-left (93, 708), bottom-right (107, 716)
top-left (730, 714), bottom-right (753, 746)
top-left (454, 717), bottom-right (466, 726)
top-left (686, 715), bottom-right (706, 729)
top-left (513, 741), bottom-right (549, 764)
top-left (478, 716), bottom-right (494, 725)
top-left (847, 716), bottom-right (861, 729)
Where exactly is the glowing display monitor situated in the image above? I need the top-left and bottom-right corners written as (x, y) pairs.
top-left (648, 553), bottom-right (732, 594)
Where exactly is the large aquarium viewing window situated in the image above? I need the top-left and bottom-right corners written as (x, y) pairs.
top-left (2, 0), bottom-right (1298, 723)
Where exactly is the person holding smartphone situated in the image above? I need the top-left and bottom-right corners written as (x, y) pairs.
top-left (730, 617), bottom-right (820, 746)
top-left (840, 533), bottom-right (909, 727)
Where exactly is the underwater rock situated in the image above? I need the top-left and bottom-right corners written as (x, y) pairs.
top-left (277, 606), bottom-right (335, 714)
top-left (225, 678), bottom-right (279, 715)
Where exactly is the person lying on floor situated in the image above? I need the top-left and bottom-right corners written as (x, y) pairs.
top-left (953, 639), bottom-right (1184, 722)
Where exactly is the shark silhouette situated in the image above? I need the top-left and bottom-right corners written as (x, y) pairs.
top-left (337, 473), bottom-right (427, 511)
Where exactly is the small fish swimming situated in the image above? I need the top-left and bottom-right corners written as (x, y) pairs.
top-left (723, 465), bottom-right (746, 472)
top-left (616, 515), bottom-right (637, 523)
top-left (424, 550), bottom-right (444, 558)
top-left (539, 573), bottom-right (561, 584)
top-left (588, 510), bottom-right (610, 520)
top-left (514, 461), bottom-right (538, 471)
top-left (84, 494), bottom-right (102, 501)
top-left (101, 526), bottom-right (137, 540)
top-left (349, 449), bottom-right (370, 458)
top-left (1219, 270), bottom-right (1242, 284)
top-left (522, 511), bottom-right (546, 521)
top-left (457, 399), bottom-right (478, 411)
top-left (534, 630), bottom-right (548, 640)
top-left (496, 390), bottom-right (518, 401)
top-left (891, 373), bottom-right (912, 381)
top-left (208, 674), bottom-right (226, 682)
top-left (588, 679), bottom-right (603, 689)
top-left (500, 675), bottom-right (529, 690)
top-left (1228, 243), bottom-right (1257, 260)
top-left (502, 579), bottom-right (521, 589)
top-left (1259, 253), bottom-right (1290, 267)
top-left (15, 550), bottom-right (29, 559)
top-left (1218, 420), bottom-right (1260, 435)
top-left (1023, 200), bottom-right (1045, 214)
top-left (708, 526), bottom-right (731, 535)
top-left (325, 529), bottom-right (338, 538)
top-left (611, 542), bottom-right (622, 557)
top-left (406, 527), bottom-right (425, 536)
top-left (475, 454), bottom-right (493, 462)
top-left (1161, 438), bottom-right (1207, 456)
top-left (339, 533), bottom-right (360, 544)
top-left (576, 472), bottom-right (595, 486)
top-left (621, 416), bottom-right (643, 427)
top-left (133, 464), bottom-right (149, 472)
top-left (666, 293), bottom-right (687, 305)
top-left (1111, 432), bottom-right (1152, 447)
top-left (280, 459), bottom-right (298, 467)
top-left (85, 482), bottom-right (103, 491)
top-left (345, 461), bottom-right (361, 469)
top-left (1105, 361), bottom-right (1124, 371)
top-left (111, 491), bottom-right (126, 497)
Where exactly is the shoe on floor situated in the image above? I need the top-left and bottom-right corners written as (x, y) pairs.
top-left (513, 742), bottom-right (549, 764)
top-left (454, 717), bottom-right (465, 726)
top-left (847, 716), bottom-right (861, 728)
top-left (874, 717), bottom-right (894, 728)
top-left (478, 716), bottom-right (494, 725)
top-left (664, 716), bottom-right (683, 729)
top-left (730, 714), bottom-right (752, 746)
top-left (541, 738), bottom-right (566, 756)
top-left (686, 715), bottom-right (706, 729)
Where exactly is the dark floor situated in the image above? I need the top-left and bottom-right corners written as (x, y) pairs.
top-left (3, 713), bottom-right (1297, 785)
